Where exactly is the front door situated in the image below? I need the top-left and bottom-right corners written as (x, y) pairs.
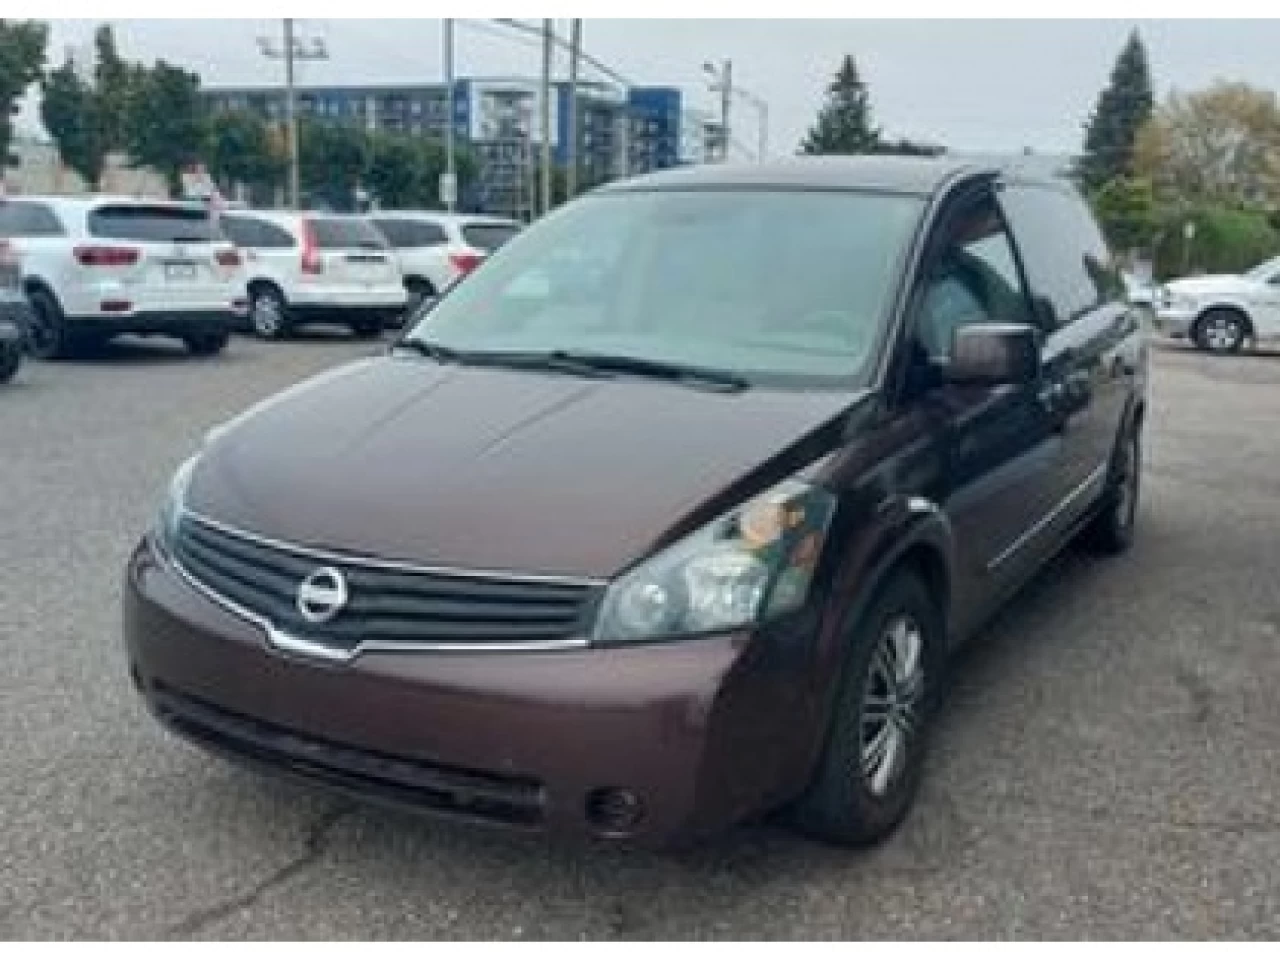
top-left (904, 187), bottom-right (1065, 630)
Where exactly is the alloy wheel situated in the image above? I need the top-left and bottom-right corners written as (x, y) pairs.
top-left (859, 613), bottom-right (925, 797)
top-left (1200, 313), bottom-right (1243, 352)
top-left (251, 295), bottom-right (283, 338)
top-left (1114, 432), bottom-right (1140, 533)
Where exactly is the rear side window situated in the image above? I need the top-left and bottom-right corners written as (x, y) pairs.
top-left (462, 222), bottom-right (520, 251)
top-left (999, 184), bottom-right (1123, 331)
top-left (309, 217), bottom-right (388, 250)
top-left (372, 218), bottom-right (448, 248)
top-left (0, 201), bottom-right (65, 238)
top-left (88, 205), bottom-right (217, 243)
top-left (221, 215), bottom-right (295, 249)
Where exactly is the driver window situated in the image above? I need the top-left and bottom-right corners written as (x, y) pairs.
top-left (914, 196), bottom-right (1030, 362)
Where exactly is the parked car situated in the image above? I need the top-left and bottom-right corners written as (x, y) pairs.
top-left (1154, 255), bottom-right (1280, 353)
top-left (217, 211), bottom-right (407, 339)
top-left (369, 211), bottom-right (522, 315)
top-left (0, 196), bottom-right (245, 359)
top-left (0, 239), bottom-right (30, 383)
top-left (126, 157), bottom-right (1147, 849)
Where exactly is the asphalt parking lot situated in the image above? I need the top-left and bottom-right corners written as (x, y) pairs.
top-left (2, 332), bottom-right (1279, 940)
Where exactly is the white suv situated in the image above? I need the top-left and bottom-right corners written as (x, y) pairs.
top-left (0, 196), bottom-right (247, 358)
top-left (368, 211), bottom-right (521, 314)
top-left (218, 211), bottom-right (407, 339)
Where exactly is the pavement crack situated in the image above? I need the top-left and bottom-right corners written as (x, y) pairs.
top-left (165, 802), bottom-right (354, 938)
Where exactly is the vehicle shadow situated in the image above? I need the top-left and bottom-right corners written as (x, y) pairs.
top-left (52, 336), bottom-right (228, 366)
top-left (236, 325), bottom-right (389, 347)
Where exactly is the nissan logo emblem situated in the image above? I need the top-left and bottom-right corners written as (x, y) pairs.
top-left (296, 566), bottom-right (348, 624)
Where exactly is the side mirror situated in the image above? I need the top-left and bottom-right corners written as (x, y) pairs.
top-left (945, 323), bottom-right (1041, 386)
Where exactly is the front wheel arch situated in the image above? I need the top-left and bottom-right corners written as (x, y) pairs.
top-left (796, 510), bottom-right (955, 781)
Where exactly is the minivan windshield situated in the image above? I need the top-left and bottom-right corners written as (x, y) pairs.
top-left (405, 189), bottom-right (923, 388)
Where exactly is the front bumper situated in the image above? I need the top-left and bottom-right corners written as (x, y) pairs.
top-left (123, 537), bottom-right (814, 847)
top-left (67, 308), bottom-right (241, 338)
top-left (1154, 307), bottom-right (1196, 338)
top-left (291, 286), bottom-right (408, 311)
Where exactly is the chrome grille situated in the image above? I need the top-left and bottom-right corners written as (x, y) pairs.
top-left (171, 513), bottom-right (598, 656)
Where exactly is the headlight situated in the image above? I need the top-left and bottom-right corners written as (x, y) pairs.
top-left (1161, 290), bottom-right (1197, 312)
top-left (155, 454), bottom-right (199, 552)
top-left (593, 479), bottom-right (837, 645)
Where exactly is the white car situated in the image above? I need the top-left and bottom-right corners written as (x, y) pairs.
top-left (1155, 255), bottom-right (1280, 353)
top-left (218, 210), bottom-right (407, 339)
top-left (368, 211), bottom-right (521, 314)
top-left (0, 195), bottom-right (247, 359)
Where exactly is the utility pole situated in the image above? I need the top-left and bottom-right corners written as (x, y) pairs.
top-left (719, 60), bottom-right (732, 163)
top-left (539, 19), bottom-right (554, 216)
top-left (703, 61), bottom-right (769, 163)
top-left (443, 18), bottom-right (457, 213)
top-left (257, 20), bottom-right (328, 209)
top-left (283, 19), bottom-right (298, 207)
top-left (565, 18), bottom-right (581, 201)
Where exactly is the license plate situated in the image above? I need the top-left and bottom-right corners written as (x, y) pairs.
top-left (165, 262), bottom-right (198, 282)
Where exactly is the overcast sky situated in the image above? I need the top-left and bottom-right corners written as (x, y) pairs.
top-left (25, 18), bottom-right (1280, 157)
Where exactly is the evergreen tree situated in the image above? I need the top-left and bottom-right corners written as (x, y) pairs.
top-left (1078, 29), bottom-right (1154, 191)
top-left (801, 55), bottom-right (881, 155)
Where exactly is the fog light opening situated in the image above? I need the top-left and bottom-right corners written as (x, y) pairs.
top-left (586, 787), bottom-right (645, 837)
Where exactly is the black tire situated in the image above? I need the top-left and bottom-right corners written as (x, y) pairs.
top-left (27, 287), bottom-right (69, 360)
top-left (1083, 423), bottom-right (1141, 556)
top-left (403, 279), bottom-right (435, 322)
top-left (184, 331), bottom-right (230, 357)
top-left (791, 571), bottom-right (943, 847)
top-left (248, 285), bottom-right (289, 340)
top-left (1193, 308), bottom-right (1248, 354)
top-left (0, 343), bottom-right (21, 383)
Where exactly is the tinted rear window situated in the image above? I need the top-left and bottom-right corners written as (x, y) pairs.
top-left (462, 222), bottom-right (520, 251)
top-left (309, 217), bottom-right (388, 250)
top-left (221, 215), bottom-right (296, 249)
top-left (0, 201), bottom-right (65, 238)
top-left (88, 205), bottom-right (218, 243)
top-left (999, 184), bottom-right (1123, 330)
top-left (372, 218), bottom-right (449, 248)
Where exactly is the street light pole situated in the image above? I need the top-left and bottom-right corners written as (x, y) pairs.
top-left (565, 18), bottom-right (581, 201)
top-left (283, 19), bottom-right (298, 207)
top-left (540, 19), bottom-right (553, 216)
top-left (443, 18), bottom-right (456, 213)
top-left (257, 21), bottom-right (328, 209)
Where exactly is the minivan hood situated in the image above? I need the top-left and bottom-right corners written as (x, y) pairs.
top-left (188, 356), bottom-right (865, 578)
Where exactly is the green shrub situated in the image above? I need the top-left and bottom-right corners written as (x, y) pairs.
top-left (1153, 204), bottom-right (1280, 279)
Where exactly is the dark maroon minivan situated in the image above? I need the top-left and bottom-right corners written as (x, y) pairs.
top-left (125, 157), bottom-right (1147, 848)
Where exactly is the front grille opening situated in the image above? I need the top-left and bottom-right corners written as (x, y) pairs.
top-left (153, 685), bottom-right (546, 827)
top-left (171, 513), bottom-right (597, 656)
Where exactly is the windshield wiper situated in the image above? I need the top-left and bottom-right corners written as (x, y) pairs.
top-left (541, 351), bottom-right (751, 392)
top-left (389, 343), bottom-right (750, 391)
top-left (390, 337), bottom-right (463, 364)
